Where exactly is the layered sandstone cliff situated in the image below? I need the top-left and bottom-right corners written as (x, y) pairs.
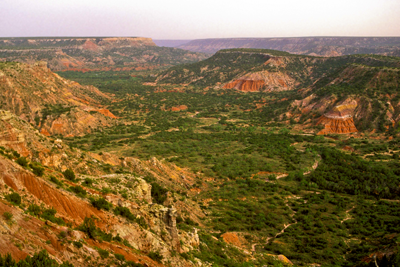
top-left (223, 71), bottom-right (295, 92)
top-left (317, 99), bottom-right (358, 134)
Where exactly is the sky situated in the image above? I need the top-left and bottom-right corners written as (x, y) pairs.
top-left (1, 0), bottom-right (400, 39)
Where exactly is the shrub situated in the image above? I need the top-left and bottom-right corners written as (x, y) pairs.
top-left (5, 192), bottom-right (21, 206)
top-left (27, 204), bottom-right (42, 216)
top-left (148, 251), bottom-right (163, 263)
top-left (29, 163), bottom-right (44, 176)
top-left (41, 208), bottom-right (65, 225)
top-left (73, 241), bottom-right (83, 249)
top-left (50, 176), bottom-right (63, 186)
top-left (114, 253), bottom-right (125, 261)
top-left (151, 182), bottom-right (168, 204)
top-left (82, 178), bottom-right (94, 187)
top-left (96, 247), bottom-right (109, 259)
top-left (78, 217), bottom-right (97, 239)
top-left (89, 197), bottom-right (112, 211)
top-left (69, 186), bottom-right (87, 198)
top-left (63, 169), bottom-right (75, 181)
top-left (3, 212), bottom-right (13, 221)
top-left (16, 157), bottom-right (28, 167)
top-left (101, 187), bottom-right (111, 194)
top-left (113, 206), bottom-right (135, 221)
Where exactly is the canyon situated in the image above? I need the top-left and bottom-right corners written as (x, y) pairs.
top-left (0, 37), bottom-right (208, 71)
top-left (178, 37), bottom-right (400, 56)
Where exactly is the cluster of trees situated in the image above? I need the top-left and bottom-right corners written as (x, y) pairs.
top-left (307, 147), bottom-right (400, 198)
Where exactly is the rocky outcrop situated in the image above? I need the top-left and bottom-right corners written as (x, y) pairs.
top-left (224, 79), bottom-right (265, 92)
top-left (221, 232), bottom-right (247, 248)
top-left (171, 105), bottom-right (188, 111)
top-left (0, 62), bottom-right (116, 136)
top-left (317, 116), bottom-right (358, 135)
top-left (223, 71), bottom-right (295, 92)
top-left (317, 99), bottom-right (358, 134)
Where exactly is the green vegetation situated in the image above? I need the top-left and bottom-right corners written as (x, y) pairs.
top-left (5, 193), bottom-right (21, 206)
top-left (89, 197), bottom-right (112, 211)
top-left (62, 169), bottom-right (75, 181)
top-left (307, 147), bottom-right (400, 198)
top-left (27, 204), bottom-right (65, 225)
top-left (77, 216), bottom-right (133, 246)
top-left (0, 250), bottom-right (73, 267)
top-left (148, 251), bottom-right (163, 263)
top-left (150, 182), bottom-right (168, 204)
top-left (68, 186), bottom-right (87, 198)
top-left (2, 212), bottom-right (13, 222)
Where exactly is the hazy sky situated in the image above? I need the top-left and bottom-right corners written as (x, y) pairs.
top-left (1, 0), bottom-right (400, 39)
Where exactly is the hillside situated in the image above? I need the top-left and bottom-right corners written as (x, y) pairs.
top-left (157, 49), bottom-right (400, 134)
top-left (0, 109), bottom-right (211, 267)
top-left (0, 61), bottom-right (117, 137)
top-left (0, 37), bottom-right (208, 71)
top-left (178, 37), bottom-right (400, 56)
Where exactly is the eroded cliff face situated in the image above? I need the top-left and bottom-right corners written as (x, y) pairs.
top-left (317, 99), bottom-right (359, 134)
top-left (0, 62), bottom-right (116, 136)
top-left (222, 71), bottom-right (295, 92)
top-left (0, 137), bottom-right (205, 266)
top-left (0, 157), bottom-right (188, 266)
top-left (317, 116), bottom-right (358, 134)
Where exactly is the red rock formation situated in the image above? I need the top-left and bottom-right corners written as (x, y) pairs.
top-left (223, 71), bottom-right (294, 92)
top-left (317, 116), bottom-right (358, 134)
top-left (224, 79), bottom-right (265, 92)
top-left (316, 99), bottom-right (358, 134)
top-left (95, 108), bottom-right (118, 119)
top-left (221, 232), bottom-right (247, 248)
top-left (171, 105), bottom-right (188, 111)
top-left (82, 40), bottom-right (100, 51)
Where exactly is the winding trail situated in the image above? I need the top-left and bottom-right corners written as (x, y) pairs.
top-left (341, 206), bottom-right (355, 224)
top-left (251, 155), bottom-right (321, 252)
top-left (251, 199), bottom-right (298, 252)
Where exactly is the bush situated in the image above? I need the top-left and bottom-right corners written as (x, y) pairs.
top-left (29, 163), bottom-right (44, 176)
top-left (50, 176), bottom-right (63, 186)
top-left (27, 204), bottom-right (42, 216)
top-left (69, 186), bottom-right (87, 198)
top-left (16, 157), bottom-right (28, 167)
top-left (82, 178), bottom-right (94, 187)
top-left (3, 212), bottom-right (13, 221)
top-left (114, 253), bottom-right (125, 261)
top-left (73, 241), bottom-right (83, 249)
top-left (148, 251), bottom-right (163, 263)
top-left (96, 247), bottom-right (109, 259)
top-left (41, 208), bottom-right (65, 225)
top-left (63, 169), bottom-right (75, 181)
top-left (89, 197), bottom-right (112, 211)
top-left (113, 206), bottom-right (135, 221)
top-left (5, 192), bottom-right (21, 206)
top-left (151, 182), bottom-right (168, 204)
top-left (78, 217), bottom-right (97, 239)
